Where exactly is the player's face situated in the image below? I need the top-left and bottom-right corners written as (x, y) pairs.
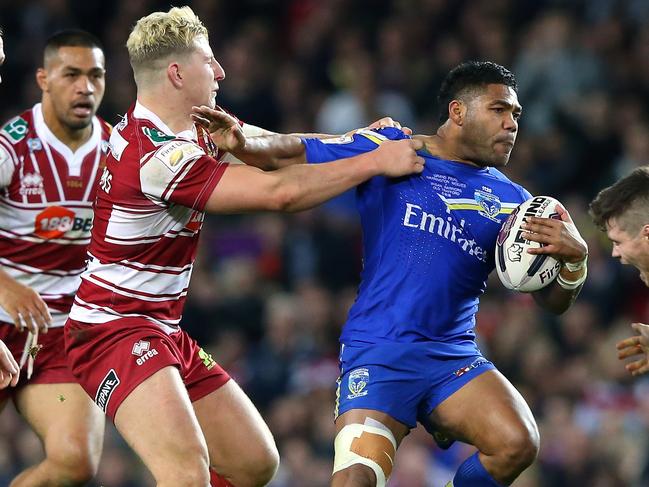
top-left (184, 36), bottom-right (224, 109)
top-left (461, 84), bottom-right (522, 167)
top-left (607, 218), bottom-right (649, 286)
top-left (40, 46), bottom-right (105, 130)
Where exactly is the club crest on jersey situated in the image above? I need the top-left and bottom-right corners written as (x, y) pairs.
top-left (347, 367), bottom-right (369, 399)
top-left (27, 138), bottom-right (42, 152)
top-left (474, 190), bottom-right (502, 221)
top-left (155, 140), bottom-right (203, 173)
top-left (20, 172), bottom-right (44, 196)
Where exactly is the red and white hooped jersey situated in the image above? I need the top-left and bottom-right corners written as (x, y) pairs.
top-left (0, 103), bottom-right (110, 327)
top-left (69, 102), bottom-right (230, 333)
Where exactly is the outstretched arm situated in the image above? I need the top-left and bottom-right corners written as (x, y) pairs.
top-left (522, 204), bottom-right (588, 314)
top-left (191, 106), bottom-right (408, 170)
top-left (204, 138), bottom-right (424, 214)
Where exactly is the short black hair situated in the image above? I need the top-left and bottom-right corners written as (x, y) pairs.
top-left (590, 166), bottom-right (649, 233)
top-left (44, 29), bottom-right (103, 64)
top-left (437, 61), bottom-right (518, 124)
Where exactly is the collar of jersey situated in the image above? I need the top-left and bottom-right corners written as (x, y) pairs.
top-left (133, 101), bottom-right (197, 142)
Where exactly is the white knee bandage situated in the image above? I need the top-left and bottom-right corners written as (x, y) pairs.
top-left (333, 420), bottom-right (397, 487)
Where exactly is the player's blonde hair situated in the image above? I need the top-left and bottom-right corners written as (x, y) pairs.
top-left (126, 6), bottom-right (208, 84)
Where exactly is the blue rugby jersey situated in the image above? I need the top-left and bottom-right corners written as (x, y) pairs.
top-left (302, 128), bottom-right (531, 350)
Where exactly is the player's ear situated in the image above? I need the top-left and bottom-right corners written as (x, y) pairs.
top-left (448, 100), bottom-right (466, 126)
top-left (642, 224), bottom-right (649, 240)
top-left (35, 68), bottom-right (48, 92)
top-left (167, 62), bottom-right (183, 89)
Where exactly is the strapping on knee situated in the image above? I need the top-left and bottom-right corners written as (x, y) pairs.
top-left (333, 418), bottom-right (397, 487)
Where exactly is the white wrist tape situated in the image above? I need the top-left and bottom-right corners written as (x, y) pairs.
top-left (557, 267), bottom-right (587, 290)
top-left (564, 255), bottom-right (588, 273)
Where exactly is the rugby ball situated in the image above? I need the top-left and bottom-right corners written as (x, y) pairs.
top-left (495, 196), bottom-right (562, 292)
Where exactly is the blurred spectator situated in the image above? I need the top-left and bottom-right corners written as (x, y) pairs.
top-left (0, 0), bottom-right (648, 485)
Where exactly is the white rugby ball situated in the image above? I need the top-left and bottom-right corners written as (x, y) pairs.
top-left (495, 195), bottom-right (562, 292)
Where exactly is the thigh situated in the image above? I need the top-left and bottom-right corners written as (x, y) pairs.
top-left (192, 379), bottom-right (276, 474)
top-left (427, 369), bottom-right (537, 453)
top-left (15, 382), bottom-right (105, 461)
top-left (114, 366), bottom-right (209, 478)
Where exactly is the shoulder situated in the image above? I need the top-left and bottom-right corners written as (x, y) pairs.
top-left (487, 167), bottom-right (530, 202)
top-left (0, 108), bottom-right (34, 147)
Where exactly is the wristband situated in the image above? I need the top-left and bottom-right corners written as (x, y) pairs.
top-left (557, 267), bottom-right (587, 290)
top-left (564, 255), bottom-right (588, 273)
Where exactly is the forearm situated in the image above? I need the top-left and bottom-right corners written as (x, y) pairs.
top-left (229, 134), bottom-right (307, 170)
top-left (271, 152), bottom-right (379, 212)
top-left (532, 267), bottom-right (585, 314)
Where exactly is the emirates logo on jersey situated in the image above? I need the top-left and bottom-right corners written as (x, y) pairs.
top-left (20, 172), bottom-right (44, 196)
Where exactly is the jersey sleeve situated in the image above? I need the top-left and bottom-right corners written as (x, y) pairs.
top-left (140, 139), bottom-right (228, 211)
top-left (0, 136), bottom-right (17, 188)
top-left (301, 127), bottom-right (408, 164)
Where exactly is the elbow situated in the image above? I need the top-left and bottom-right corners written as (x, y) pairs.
top-left (267, 183), bottom-right (300, 212)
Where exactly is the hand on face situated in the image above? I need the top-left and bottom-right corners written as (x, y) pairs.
top-left (520, 204), bottom-right (588, 264)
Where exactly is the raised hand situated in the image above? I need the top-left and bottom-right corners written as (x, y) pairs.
top-left (190, 105), bottom-right (245, 152)
top-left (373, 139), bottom-right (425, 178)
top-left (521, 204), bottom-right (588, 264)
top-left (617, 323), bottom-right (649, 376)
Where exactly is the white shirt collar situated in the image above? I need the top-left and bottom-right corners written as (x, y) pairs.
top-left (133, 101), bottom-right (197, 141)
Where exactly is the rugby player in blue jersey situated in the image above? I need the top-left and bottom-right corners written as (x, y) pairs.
top-left (192, 61), bottom-right (589, 487)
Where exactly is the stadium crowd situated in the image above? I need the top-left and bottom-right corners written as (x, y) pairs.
top-left (1, 0), bottom-right (649, 485)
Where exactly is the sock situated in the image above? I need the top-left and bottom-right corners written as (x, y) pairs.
top-left (210, 469), bottom-right (234, 487)
top-left (452, 452), bottom-right (503, 487)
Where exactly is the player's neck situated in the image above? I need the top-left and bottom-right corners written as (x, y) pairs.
top-left (428, 130), bottom-right (481, 168)
top-left (41, 101), bottom-right (93, 152)
top-left (137, 91), bottom-right (193, 135)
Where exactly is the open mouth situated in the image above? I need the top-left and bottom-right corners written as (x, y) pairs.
top-left (71, 101), bottom-right (94, 117)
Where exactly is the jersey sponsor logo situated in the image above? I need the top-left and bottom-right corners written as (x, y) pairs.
top-left (20, 172), bottom-right (44, 196)
top-left (347, 367), bottom-right (369, 399)
top-left (1, 116), bottom-right (28, 144)
top-left (155, 140), bottom-right (204, 173)
top-left (142, 127), bottom-right (176, 146)
top-left (402, 202), bottom-right (488, 263)
top-left (34, 206), bottom-right (92, 239)
top-left (198, 347), bottom-right (216, 370)
top-left (27, 138), bottom-right (42, 152)
top-left (131, 339), bottom-right (159, 366)
top-left (95, 368), bottom-right (120, 412)
top-left (474, 189), bottom-right (502, 221)
top-left (99, 167), bottom-right (112, 193)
